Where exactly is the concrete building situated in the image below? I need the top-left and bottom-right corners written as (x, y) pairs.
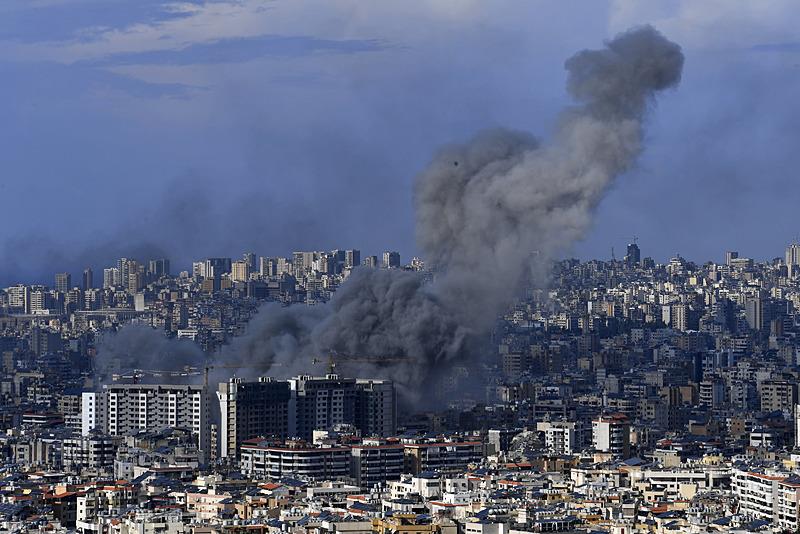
top-left (55, 272), bottom-right (71, 294)
top-left (350, 441), bottom-right (404, 488)
top-left (699, 379), bottom-right (726, 408)
top-left (592, 414), bottom-right (631, 458)
top-left (487, 428), bottom-right (520, 455)
top-left (62, 434), bottom-right (116, 470)
top-left (288, 374), bottom-right (395, 441)
top-left (84, 384), bottom-right (211, 456)
top-left (778, 477), bottom-right (800, 531)
top-left (786, 243), bottom-right (800, 278)
top-left (230, 260), bottom-right (250, 282)
top-left (355, 379), bottom-right (397, 438)
top-left (102, 267), bottom-right (119, 289)
top-left (6, 284), bottom-right (30, 313)
top-left (403, 441), bottom-right (483, 475)
top-left (148, 258), bottom-right (170, 278)
top-left (217, 377), bottom-right (290, 459)
top-left (733, 469), bottom-right (786, 522)
top-left (537, 420), bottom-right (588, 455)
top-left (382, 251), bottom-right (400, 269)
top-left (345, 250), bottom-right (361, 269)
top-left (760, 380), bottom-right (796, 414)
top-left (239, 441), bottom-right (350, 480)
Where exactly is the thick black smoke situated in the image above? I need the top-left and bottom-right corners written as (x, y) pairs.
top-left (99, 26), bottom-right (683, 400)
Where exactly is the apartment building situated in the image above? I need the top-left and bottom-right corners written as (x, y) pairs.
top-left (239, 440), bottom-right (351, 480)
top-left (83, 384), bottom-right (210, 456)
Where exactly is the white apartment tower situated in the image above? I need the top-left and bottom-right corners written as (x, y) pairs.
top-left (83, 384), bottom-right (211, 455)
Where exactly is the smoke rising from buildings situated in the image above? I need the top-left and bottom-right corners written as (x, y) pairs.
top-left (95, 323), bottom-right (206, 382)
top-left (98, 26), bottom-right (683, 399)
top-left (416, 25), bottom-right (684, 329)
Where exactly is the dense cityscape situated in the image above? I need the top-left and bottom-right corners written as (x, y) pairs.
top-left (3, 0), bottom-right (797, 532)
top-left (1, 242), bottom-right (800, 532)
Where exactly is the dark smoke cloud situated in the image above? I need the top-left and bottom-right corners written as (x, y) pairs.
top-left (222, 268), bottom-right (471, 401)
top-left (97, 26), bottom-right (683, 401)
top-left (94, 323), bottom-right (206, 382)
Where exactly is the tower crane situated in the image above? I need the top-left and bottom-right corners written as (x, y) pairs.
top-left (198, 362), bottom-right (284, 388)
top-left (311, 353), bottom-right (405, 375)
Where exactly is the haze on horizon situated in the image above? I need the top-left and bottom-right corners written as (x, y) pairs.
top-left (1, 0), bottom-right (799, 284)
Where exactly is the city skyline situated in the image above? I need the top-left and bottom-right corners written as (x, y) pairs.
top-left (4, 2), bottom-right (800, 531)
top-left (9, 239), bottom-right (800, 288)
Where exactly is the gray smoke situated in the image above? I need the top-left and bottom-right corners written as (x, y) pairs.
top-left (416, 25), bottom-right (683, 329)
top-left (98, 26), bottom-right (683, 400)
top-left (94, 323), bottom-right (206, 382)
top-left (223, 268), bottom-right (470, 401)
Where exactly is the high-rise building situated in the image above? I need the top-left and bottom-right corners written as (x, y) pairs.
top-left (786, 243), bottom-right (800, 278)
top-left (65, 288), bottom-right (83, 314)
top-left (699, 379), bottom-right (725, 408)
top-left (536, 421), bottom-right (589, 455)
top-left (230, 260), bottom-right (250, 282)
top-left (355, 379), bottom-right (397, 438)
top-left (127, 271), bottom-right (143, 293)
top-left (29, 287), bottom-right (52, 313)
top-left (192, 261), bottom-right (206, 278)
top-left (103, 267), bottom-right (119, 289)
top-left (725, 251), bottom-right (739, 266)
top-left (276, 257), bottom-right (291, 275)
top-left (217, 377), bottom-right (291, 459)
top-left (204, 258), bottom-right (232, 278)
top-left (330, 249), bottom-right (346, 274)
top-left (363, 255), bottom-right (378, 268)
top-left (84, 384), bottom-right (211, 455)
top-left (288, 374), bottom-right (396, 441)
top-left (117, 258), bottom-right (131, 288)
top-left (745, 294), bottom-right (772, 332)
top-left (258, 256), bottom-right (275, 277)
top-left (382, 251), bottom-right (400, 269)
top-left (345, 249), bottom-right (361, 270)
top-left (243, 252), bottom-right (257, 272)
top-left (292, 252), bottom-right (316, 277)
top-left (670, 304), bottom-right (689, 332)
top-left (625, 243), bottom-right (640, 268)
top-left (82, 268), bottom-right (93, 290)
top-left (30, 326), bottom-right (63, 356)
top-left (54, 272), bottom-right (71, 294)
top-left (147, 258), bottom-right (170, 278)
top-left (7, 285), bottom-right (30, 313)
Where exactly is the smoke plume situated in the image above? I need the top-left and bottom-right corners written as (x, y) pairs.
top-left (416, 25), bottom-right (683, 330)
top-left (99, 26), bottom-right (683, 400)
top-left (95, 323), bottom-right (206, 382)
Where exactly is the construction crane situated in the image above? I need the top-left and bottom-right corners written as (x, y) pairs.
top-left (112, 367), bottom-right (201, 384)
top-left (311, 353), bottom-right (405, 375)
top-left (113, 362), bottom-right (286, 388)
top-left (196, 362), bottom-right (284, 388)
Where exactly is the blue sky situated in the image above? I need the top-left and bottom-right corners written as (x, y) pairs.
top-left (1, 0), bottom-right (799, 283)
